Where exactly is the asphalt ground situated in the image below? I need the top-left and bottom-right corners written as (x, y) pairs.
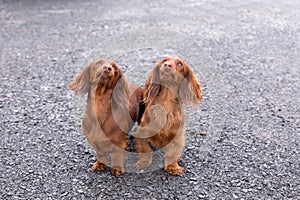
top-left (0, 0), bottom-right (299, 199)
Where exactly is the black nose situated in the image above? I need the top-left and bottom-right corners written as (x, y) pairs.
top-left (104, 66), bottom-right (112, 72)
top-left (164, 63), bottom-right (172, 69)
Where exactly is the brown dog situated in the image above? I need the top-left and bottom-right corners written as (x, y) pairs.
top-left (135, 57), bottom-right (202, 175)
top-left (70, 58), bottom-right (143, 175)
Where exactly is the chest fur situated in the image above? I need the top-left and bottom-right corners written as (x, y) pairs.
top-left (94, 93), bottom-right (113, 124)
top-left (142, 92), bottom-right (184, 130)
top-left (84, 90), bottom-right (112, 124)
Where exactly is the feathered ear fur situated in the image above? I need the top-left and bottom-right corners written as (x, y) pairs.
top-left (112, 72), bottom-right (130, 109)
top-left (111, 71), bottom-right (132, 132)
top-left (178, 65), bottom-right (202, 107)
top-left (143, 63), bottom-right (161, 104)
top-left (69, 59), bottom-right (105, 96)
top-left (69, 64), bottom-right (92, 96)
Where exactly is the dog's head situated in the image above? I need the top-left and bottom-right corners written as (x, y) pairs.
top-left (144, 56), bottom-right (202, 106)
top-left (69, 59), bottom-right (127, 96)
top-left (70, 58), bottom-right (132, 131)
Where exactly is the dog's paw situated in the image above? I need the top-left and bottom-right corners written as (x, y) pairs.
top-left (92, 160), bottom-right (107, 171)
top-left (110, 168), bottom-right (125, 176)
top-left (135, 160), bottom-right (152, 170)
top-left (164, 165), bottom-right (183, 175)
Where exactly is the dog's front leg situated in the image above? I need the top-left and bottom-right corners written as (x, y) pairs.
top-left (164, 132), bottom-right (184, 175)
top-left (110, 148), bottom-right (126, 176)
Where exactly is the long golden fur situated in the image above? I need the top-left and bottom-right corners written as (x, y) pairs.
top-left (135, 57), bottom-right (202, 175)
top-left (70, 58), bottom-right (143, 175)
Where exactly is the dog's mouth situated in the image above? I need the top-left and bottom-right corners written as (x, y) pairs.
top-left (161, 69), bottom-right (175, 78)
top-left (100, 73), bottom-right (109, 79)
top-left (97, 72), bottom-right (112, 80)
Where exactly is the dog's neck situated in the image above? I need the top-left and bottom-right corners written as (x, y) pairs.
top-left (95, 83), bottom-right (113, 95)
top-left (86, 86), bottom-right (112, 118)
top-left (147, 86), bottom-right (182, 115)
top-left (158, 86), bottom-right (180, 102)
top-left (92, 86), bottom-right (113, 104)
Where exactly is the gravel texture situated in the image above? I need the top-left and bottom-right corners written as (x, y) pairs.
top-left (1, 0), bottom-right (299, 199)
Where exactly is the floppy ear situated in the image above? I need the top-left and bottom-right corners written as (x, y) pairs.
top-left (70, 59), bottom-right (105, 96)
top-left (143, 63), bottom-right (161, 104)
top-left (179, 66), bottom-right (202, 106)
top-left (111, 72), bottom-right (132, 132)
top-left (112, 72), bottom-right (130, 108)
top-left (69, 64), bottom-right (92, 96)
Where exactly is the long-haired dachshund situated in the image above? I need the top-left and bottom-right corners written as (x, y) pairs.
top-left (135, 56), bottom-right (202, 175)
top-left (70, 58), bottom-right (143, 175)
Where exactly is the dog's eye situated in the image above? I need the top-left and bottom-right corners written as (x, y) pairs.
top-left (177, 62), bottom-right (183, 68)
